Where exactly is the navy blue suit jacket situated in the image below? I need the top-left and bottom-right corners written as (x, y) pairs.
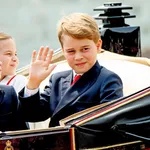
top-left (0, 85), bottom-right (28, 131)
top-left (19, 61), bottom-right (123, 127)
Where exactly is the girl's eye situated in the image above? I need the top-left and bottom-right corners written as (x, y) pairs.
top-left (5, 52), bottom-right (17, 56)
top-left (6, 52), bottom-right (12, 56)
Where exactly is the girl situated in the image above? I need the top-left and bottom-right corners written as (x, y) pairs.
top-left (0, 32), bottom-right (27, 93)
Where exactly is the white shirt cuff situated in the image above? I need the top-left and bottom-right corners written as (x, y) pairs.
top-left (24, 86), bottom-right (39, 97)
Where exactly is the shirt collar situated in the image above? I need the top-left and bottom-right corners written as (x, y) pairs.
top-left (72, 70), bottom-right (82, 78)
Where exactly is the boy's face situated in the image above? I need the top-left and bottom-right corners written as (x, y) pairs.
top-left (0, 38), bottom-right (18, 79)
top-left (62, 34), bottom-right (102, 74)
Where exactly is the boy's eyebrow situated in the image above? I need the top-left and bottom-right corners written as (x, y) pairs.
top-left (66, 45), bottom-right (90, 50)
top-left (65, 48), bottom-right (75, 51)
top-left (65, 45), bottom-right (91, 51)
top-left (80, 45), bottom-right (90, 47)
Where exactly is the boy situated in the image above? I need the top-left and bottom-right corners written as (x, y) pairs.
top-left (19, 13), bottom-right (123, 127)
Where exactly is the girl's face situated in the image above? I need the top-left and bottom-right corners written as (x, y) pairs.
top-left (0, 38), bottom-right (19, 80)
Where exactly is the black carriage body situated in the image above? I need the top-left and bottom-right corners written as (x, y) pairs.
top-left (1, 87), bottom-right (149, 150)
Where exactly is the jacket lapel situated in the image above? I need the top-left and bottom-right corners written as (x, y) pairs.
top-left (60, 71), bottom-right (72, 100)
top-left (52, 61), bottom-right (101, 117)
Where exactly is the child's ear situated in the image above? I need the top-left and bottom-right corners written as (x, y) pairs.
top-left (97, 39), bottom-right (102, 53)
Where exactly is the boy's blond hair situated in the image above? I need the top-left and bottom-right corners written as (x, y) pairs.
top-left (57, 13), bottom-right (100, 47)
top-left (0, 32), bottom-right (12, 41)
